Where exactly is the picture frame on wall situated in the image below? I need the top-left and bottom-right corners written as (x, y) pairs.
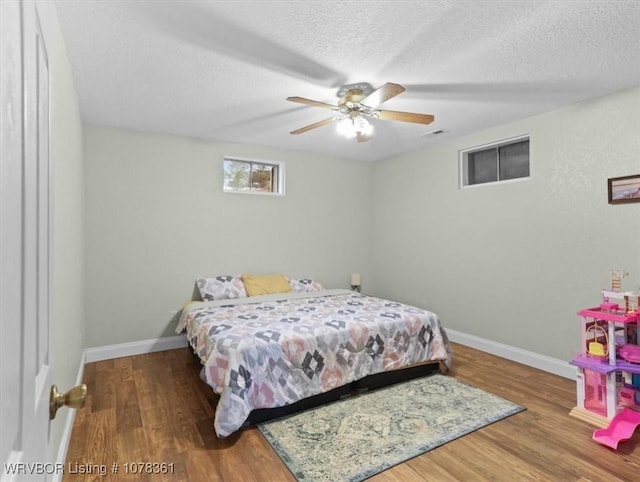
top-left (608, 174), bottom-right (640, 205)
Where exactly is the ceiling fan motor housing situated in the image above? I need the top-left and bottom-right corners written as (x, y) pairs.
top-left (338, 89), bottom-right (367, 107)
top-left (336, 82), bottom-right (374, 98)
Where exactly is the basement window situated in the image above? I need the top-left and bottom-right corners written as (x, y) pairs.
top-left (223, 158), bottom-right (285, 195)
top-left (460, 136), bottom-right (530, 187)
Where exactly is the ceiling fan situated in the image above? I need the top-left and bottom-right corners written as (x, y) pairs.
top-left (286, 82), bottom-right (434, 142)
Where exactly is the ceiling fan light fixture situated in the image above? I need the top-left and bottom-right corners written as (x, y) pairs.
top-left (287, 82), bottom-right (433, 139)
top-left (336, 114), bottom-right (373, 139)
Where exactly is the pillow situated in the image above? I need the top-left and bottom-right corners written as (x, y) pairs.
top-left (241, 274), bottom-right (292, 296)
top-left (196, 275), bottom-right (247, 301)
top-left (287, 277), bottom-right (325, 293)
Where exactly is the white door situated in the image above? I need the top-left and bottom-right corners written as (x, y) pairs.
top-left (1, 0), bottom-right (54, 480)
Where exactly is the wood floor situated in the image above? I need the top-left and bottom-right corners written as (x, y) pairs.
top-left (63, 343), bottom-right (640, 481)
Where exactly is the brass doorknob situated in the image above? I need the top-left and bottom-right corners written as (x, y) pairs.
top-left (50, 384), bottom-right (87, 420)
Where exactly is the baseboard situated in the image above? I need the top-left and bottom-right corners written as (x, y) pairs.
top-left (446, 328), bottom-right (576, 380)
top-left (52, 351), bottom-right (85, 482)
top-left (84, 335), bottom-right (188, 363)
top-left (82, 331), bottom-right (572, 378)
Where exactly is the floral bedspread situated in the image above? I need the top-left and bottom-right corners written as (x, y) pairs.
top-left (178, 289), bottom-right (452, 437)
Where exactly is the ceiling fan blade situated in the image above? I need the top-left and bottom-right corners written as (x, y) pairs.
top-left (360, 82), bottom-right (406, 108)
top-left (290, 117), bottom-right (337, 135)
top-left (376, 109), bottom-right (435, 125)
top-left (286, 96), bottom-right (338, 110)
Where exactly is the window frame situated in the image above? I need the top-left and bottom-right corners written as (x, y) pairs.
top-left (222, 157), bottom-right (286, 196)
top-left (459, 135), bottom-right (530, 188)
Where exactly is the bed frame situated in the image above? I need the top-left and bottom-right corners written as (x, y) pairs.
top-left (242, 361), bottom-right (444, 427)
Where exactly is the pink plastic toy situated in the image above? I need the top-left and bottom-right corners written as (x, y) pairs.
top-left (592, 408), bottom-right (640, 449)
top-left (583, 369), bottom-right (608, 417)
top-left (620, 344), bottom-right (640, 364)
top-left (619, 386), bottom-right (640, 409)
top-left (570, 270), bottom-right (640, 426)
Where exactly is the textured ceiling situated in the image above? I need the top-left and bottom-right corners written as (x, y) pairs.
top-left (55, 0), bottom-right (640, 162)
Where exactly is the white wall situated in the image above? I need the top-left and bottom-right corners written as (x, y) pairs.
top-left (82, 88), bottom-right (640, 360)
top-left (50, 5), bottom-right (84, 466)
top-left (83, 126), bottom-right (373, 347)
top-left (372, 86), bottom-right (640, 361)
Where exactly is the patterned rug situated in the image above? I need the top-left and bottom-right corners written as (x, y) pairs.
top-left (258, 374), bottom-right (525, 481)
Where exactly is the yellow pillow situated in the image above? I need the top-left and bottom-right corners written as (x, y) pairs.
top-left (241, 274), bottom-right (292, 296)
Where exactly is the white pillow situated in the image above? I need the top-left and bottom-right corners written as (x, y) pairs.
top-left (196, 275), bottom-right (247, 301)
top-left (287, 277), bottom-right (325, 293)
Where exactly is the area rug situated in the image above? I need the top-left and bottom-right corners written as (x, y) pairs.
top-left (258, 374), bottom-right (525, 481)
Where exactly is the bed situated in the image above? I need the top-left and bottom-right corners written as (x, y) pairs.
top-left (176, 280), bottom-right (452, 438)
